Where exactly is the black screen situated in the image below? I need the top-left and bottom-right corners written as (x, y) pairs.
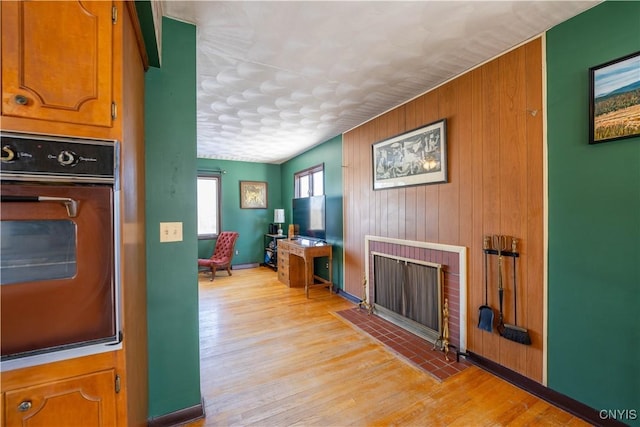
top-left (292, 195), bottom-right (326, 240)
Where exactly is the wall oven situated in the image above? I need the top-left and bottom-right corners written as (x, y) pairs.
top-left (1, 132), bottom-right (121, 370)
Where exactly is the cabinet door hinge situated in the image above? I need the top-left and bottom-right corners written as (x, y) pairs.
top-left (111, 102), bottom-right (117, 120)
top-left (115, 374), bottom-right (121, 393)
top-left (112, 6), bottom-right (117, 24)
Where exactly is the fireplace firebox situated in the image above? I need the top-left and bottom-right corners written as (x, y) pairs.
top-left (373, 254), bottom-right (443, 344)
top-left (364, 235), bottom-right (467, 353)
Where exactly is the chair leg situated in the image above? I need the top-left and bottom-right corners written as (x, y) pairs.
top-left (227, 266), bottom-right (232, 276)
top-left (210, 266), bottom-right (217, 281)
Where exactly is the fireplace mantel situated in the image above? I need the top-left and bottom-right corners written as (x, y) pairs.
top-left (364, 235), bottom-right (468, 352)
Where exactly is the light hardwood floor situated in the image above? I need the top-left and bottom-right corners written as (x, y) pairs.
top-left (189, 267), bottom-right (587, 426)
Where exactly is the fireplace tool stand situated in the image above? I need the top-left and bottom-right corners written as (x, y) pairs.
top-left (432, 298), bottom-right (453, 361)
top-left (358, 275), bottom-right (374, 314)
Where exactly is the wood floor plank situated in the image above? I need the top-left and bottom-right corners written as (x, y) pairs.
top-left (186, 267), bottom-right (588, 426)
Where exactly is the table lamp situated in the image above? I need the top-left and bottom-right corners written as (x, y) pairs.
top-left (274, 209), bottom-right (285, 235)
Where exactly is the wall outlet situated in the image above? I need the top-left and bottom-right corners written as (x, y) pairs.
top-left (160, 222), bottom-right (183, 242)
top-left (235, 250), bottom-right (239, 255)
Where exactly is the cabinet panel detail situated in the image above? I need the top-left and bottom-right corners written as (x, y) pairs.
top-left (5, 370), bottom-right (116, 427)
top-left (1, 1), bottom-right (114, 127)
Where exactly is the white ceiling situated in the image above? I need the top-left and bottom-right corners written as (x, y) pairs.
top-left (162, 1), bottom-right (599, 164)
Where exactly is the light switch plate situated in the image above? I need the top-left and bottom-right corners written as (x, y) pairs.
top-left (160, 222), bottom-right (183, 242)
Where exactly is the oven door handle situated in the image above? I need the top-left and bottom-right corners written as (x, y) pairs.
top-left (1, 195), bottom-right (79, 217)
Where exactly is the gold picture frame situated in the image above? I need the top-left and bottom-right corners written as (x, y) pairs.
top-left (240, 181), bottom-right (267, 209)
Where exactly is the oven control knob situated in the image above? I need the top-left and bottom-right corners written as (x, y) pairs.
top-left (57, 150), bottom-right (77, 166)
top-left (1, 145), bottom-right (16, 163)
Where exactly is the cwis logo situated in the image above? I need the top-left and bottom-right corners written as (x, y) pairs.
top-left (599, 409), bottom-right (638, 420)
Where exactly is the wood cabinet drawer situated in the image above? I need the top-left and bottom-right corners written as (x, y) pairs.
top-left (5, 369), bottom-right (116, 427)
top-left (278, 254), bottom-right (288, 267)
top-left (278, 262), bottom-right (288, 275)
top-left (277, 241), bottom-right (291, 251)
top-left (290, 246), bottom-right (305, 257)
top-left (1, 1), bottom-right (115, 129)
top-left (278, 269), bottom-right (289, 285)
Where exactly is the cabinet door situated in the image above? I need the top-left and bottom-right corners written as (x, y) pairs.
top-left (5, 370), bottom-right (117, 427)
top-left (1, 1), bottom-right (114, 128)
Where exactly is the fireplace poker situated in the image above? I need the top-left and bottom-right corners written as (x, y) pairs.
top-left (494, 234), bottom-right (507, 336)
top-left (478, 235), bottom-right (494, 332)
top-left (442, 298), bottom-right (450, 361)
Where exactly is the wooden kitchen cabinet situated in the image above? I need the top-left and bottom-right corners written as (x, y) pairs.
top-left (1, 1), bottom-right (149, 426)
top-left (4, 369), bottom-right (117, 427)
top-left (1, 0), bottom-right (119, 138)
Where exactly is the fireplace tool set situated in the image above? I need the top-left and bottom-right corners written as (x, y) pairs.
top-left (479, 235), bottom-right (531, 345)
top-left (358, 275), bottom-right (374, 314)
top-left (436, 298), bottom-right (451, 361)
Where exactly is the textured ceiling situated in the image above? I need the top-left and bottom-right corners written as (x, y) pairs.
top-left (162, 1), bottom-right (598, 164)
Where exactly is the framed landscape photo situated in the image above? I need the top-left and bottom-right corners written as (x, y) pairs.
top-left (372, 119), bottom-right (447, 190)
top-left (589, 51), bottom-right (640, 144)
top-left (240, 181), bottom-right (267, 209)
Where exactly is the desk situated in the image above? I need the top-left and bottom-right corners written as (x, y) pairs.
top-left (277, 239), bottom-right (332, 298)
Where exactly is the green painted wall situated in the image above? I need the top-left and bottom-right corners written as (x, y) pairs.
top-left (196, 158), bottom-right (282, 264)
top-left (145, 18), bottom-right (201, 419)
top-left (546, 1), bottom-right (640, 421)
top-left (282, 135), bottom-right (344, 290)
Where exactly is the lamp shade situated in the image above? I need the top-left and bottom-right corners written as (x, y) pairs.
top-left (274, 209), bottom-right (285, 224)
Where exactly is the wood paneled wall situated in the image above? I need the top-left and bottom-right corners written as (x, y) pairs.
top-left (343, 38), bottom-right (544, 381)
top-left (118, 4), bottom-right (148, 426)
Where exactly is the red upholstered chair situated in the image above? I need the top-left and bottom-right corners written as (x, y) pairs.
top-left (198, 231), bottom-right (239, 281)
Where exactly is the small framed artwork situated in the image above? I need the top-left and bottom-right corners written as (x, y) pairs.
top-left (372, 119), bottom-right (447, 190)
top-left (589, 51), bottom-right (640, 144)
top-left (240, 181), bottom-right (267, 209)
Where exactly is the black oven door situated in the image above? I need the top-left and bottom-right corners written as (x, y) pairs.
top-left (1, 183), bottom-right (117, 359)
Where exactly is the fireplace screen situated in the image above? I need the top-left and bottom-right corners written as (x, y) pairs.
top-left (373, 254), bottom-right (442, 341)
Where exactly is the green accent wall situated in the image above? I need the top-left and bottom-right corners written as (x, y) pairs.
top-left (145, 18), bottom-right (201, 419)
top-left (282, 135), bottom-right (344, 290)
top-left (196, 158), bottom-right (282, 264)
top-left (546, 1), bottom-right (640, 420)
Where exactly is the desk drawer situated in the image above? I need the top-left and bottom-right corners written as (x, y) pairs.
top-left (290, 245), bottom-right (305, 257)
top-left (277, 240), bottom-right (292, 249)
top-left (278, 259), bottom-right (288, 274)
top-left (278, 268), bottom-right (289, 285)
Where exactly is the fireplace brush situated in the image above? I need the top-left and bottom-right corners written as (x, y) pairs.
top-left (501, 238), bottom-right (531, 345)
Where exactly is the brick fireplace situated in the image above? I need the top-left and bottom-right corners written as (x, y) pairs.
top-left (364, 235), bottom-right (467, 352)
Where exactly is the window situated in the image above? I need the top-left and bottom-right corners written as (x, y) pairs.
top-left (294, 164), bottom-right (324, 198)
top-left (197, 174), bottom-right (221, 238)
top-left (1, 220), bottom-right (77, 284)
